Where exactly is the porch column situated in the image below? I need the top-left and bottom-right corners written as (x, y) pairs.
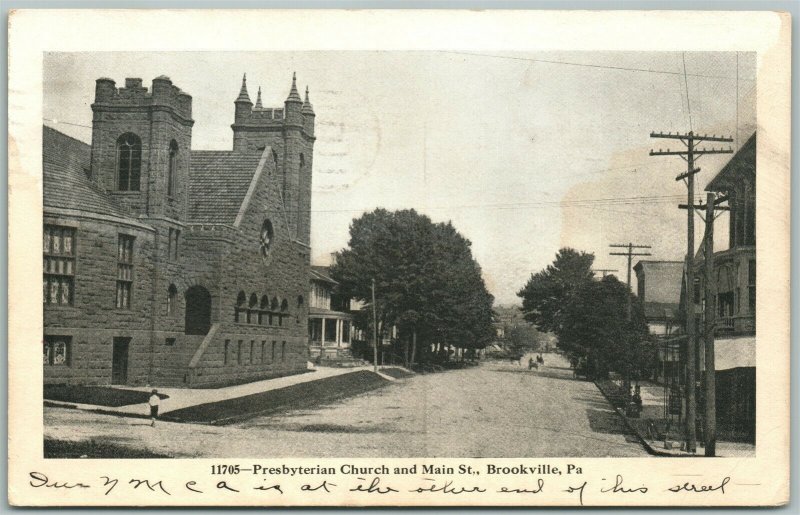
top-left (348, 320), bottom-right (352, 346)
top-left (336, 319), bottom-right (342, 347)
top-left (320, 317), bottom-right (326, 347)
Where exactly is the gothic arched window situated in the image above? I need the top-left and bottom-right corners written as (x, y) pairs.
top-left (168, 140), bottom-right (179, 198)
top-left (247, 293), bottom-right (258, 324)
top-left (235, 290), bottom-right (246, 323)
top-left (260, 219), bottom-right (274, 258)
top-left (116, 133), bottom-right (142, 191)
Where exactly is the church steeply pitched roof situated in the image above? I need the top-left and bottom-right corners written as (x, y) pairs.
top-left (42, 126), bottom-right (131, 220)
top-left (188, 150), bottom-right (264, 224)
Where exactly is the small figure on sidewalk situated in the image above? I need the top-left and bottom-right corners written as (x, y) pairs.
top-left (148, 389), bottom-right (160, 427)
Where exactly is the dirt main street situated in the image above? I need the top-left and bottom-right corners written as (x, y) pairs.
top-left (44, 353), bottom-right (648, 458)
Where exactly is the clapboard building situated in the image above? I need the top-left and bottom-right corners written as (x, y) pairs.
top-left (43, 73), bottom-right (316, 387)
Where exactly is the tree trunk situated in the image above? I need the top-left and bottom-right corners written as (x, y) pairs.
top-left (403, 334), bottom-right (409, 368)
top-left (410, 329), bottom-right (417, 366)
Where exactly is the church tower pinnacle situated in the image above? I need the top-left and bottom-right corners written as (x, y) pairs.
top-left (236, 73), bottom-right (251, 103)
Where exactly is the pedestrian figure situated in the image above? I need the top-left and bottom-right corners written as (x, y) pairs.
top-left (148, 389), bottom-right (160, 427)
top-left (528, 357), bottom-right (538, 370)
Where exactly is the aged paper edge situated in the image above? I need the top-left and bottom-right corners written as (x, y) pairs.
top-left (7, 9), bottom-right (792, 507)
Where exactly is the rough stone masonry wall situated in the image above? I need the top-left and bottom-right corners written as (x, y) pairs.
top-left (43, 214), bottom-right (156, 385)
top-left (182, 151), bottom-right (311, 387)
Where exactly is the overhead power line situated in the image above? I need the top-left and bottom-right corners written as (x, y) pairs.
top-left (437, 51), bottom-right (757, 82)
top-left (682, 52), bottom-right (693, 132)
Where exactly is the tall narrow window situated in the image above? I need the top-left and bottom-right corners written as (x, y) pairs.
top-left (168, 140), bottom-right (178, 198)
top-left (166, 284), bottom-right (177, 315)
top-left (116, 133), bottom-right (141, 191)
top-left (224, 340), bottom-right (230, 365)
top-left (235, 291), bottom-right (246, 323)
top-left (296, 295), bottom-right (304, 323)
top-left (248, 293), bottom-right (258, 324)
top-left (250, 340), bottom-right (255, 364)
top-left (261, 341), bottom-right (266, 363)
top-left (168, 228), bottom-right (180, 261)
top-left (116, 235), bottom-right (135, 309)
top-left (259, 295), bottom-right (269, 325)
top-left (271, 341), bottom-right (276, 362)
top-left (43, 225), bottom-right (75, 305)
top-left (281, 341), bottom-right (286, 361)
top-left (237, 340), bottom-right (243, 365)
top-left (298, 153), bottom-right (305, 232)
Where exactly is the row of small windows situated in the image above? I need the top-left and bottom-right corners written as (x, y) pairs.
top-left (45, 225), bottom-right (302, 329)
top-left (44, 225), bottom-right (135, 309)
top-left (115, 133), bottom-right (179, 198)
top-left (223, 339), bottom-right (286, 366)
top-left (234, 291), bottom-right (303, 325)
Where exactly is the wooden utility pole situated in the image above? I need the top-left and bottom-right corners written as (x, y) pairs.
top-left (650, 130), bottom-right (732, 454)
top-left (679, 192), bottom-right (729, 457)
top-left (703, 192), bottom-right (717, 456)
top-left (609, 243), bottom-right (651, 398)
top-left (610, 243), bottom-right (652, 320)
top-left (371, 278), bottom-right (378, 373)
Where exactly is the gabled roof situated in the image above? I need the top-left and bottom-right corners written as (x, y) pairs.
top-left (706, 132), bottom-right (756, 192)
top-left (188, 151), bottom-right (264, 224)
top-left (310, 265), bottom-right (338, 285)
top-left (42, 126), bottom-right (131, 220)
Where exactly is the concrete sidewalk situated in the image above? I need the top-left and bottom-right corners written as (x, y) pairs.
top-left (597, 379), bottom-right (755, 457)
top-left (46, 364), bottom-right (386, 417)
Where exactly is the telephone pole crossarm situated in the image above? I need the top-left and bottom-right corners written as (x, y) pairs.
top-left (651, 148), bottom-right (733, 156)
top-left (679, 203), bottom-right (730, 212)
top-left (651, 131), bottom-right (733, 143)
top-left (676, 168), bottom-right (701, 181)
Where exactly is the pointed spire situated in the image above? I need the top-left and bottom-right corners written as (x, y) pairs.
top-left (302, 85), bottom-right (315, 114)
top-left (286, 72), bottom-right (302, 103)
top-left (255, 86), bottom-right (263, 109)
top-left (236, 73), bottom-right (251, 103)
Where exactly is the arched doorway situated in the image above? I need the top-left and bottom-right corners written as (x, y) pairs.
top-left (185, 285), bottom-right (212, 335)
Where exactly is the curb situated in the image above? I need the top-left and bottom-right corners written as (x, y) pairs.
top-left (593, 380), bottom-right (686, 458)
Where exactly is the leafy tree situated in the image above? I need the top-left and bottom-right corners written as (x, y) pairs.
top-left (331, 209), bottom-right (494, 366)
top-left (516, 248), bottom-right (595, 334)
top-left (558, 276), bottom-right (651, 379)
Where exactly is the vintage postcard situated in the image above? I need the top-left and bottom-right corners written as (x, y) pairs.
top-left (7, 9), bottom-right (791, 507)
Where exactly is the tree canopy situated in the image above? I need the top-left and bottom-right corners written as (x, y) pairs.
top-left (331, 209), bottom-right (495, 364)
top-left (516, 248), bottom-right (595, 334)
top-left (517, 248), bottom-right (653, 379)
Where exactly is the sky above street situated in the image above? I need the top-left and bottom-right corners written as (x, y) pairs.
top-left (44, 51), bottom-right (756, 305)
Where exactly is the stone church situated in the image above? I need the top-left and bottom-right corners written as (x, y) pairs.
top-left (43, 73), bottom-right (315, 387)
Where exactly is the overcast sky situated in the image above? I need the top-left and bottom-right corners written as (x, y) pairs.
top-left (43, 51), bottom-right (756, 305)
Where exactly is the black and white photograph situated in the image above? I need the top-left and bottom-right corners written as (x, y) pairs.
top-left (8, 9), bottom-right (791, 507)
